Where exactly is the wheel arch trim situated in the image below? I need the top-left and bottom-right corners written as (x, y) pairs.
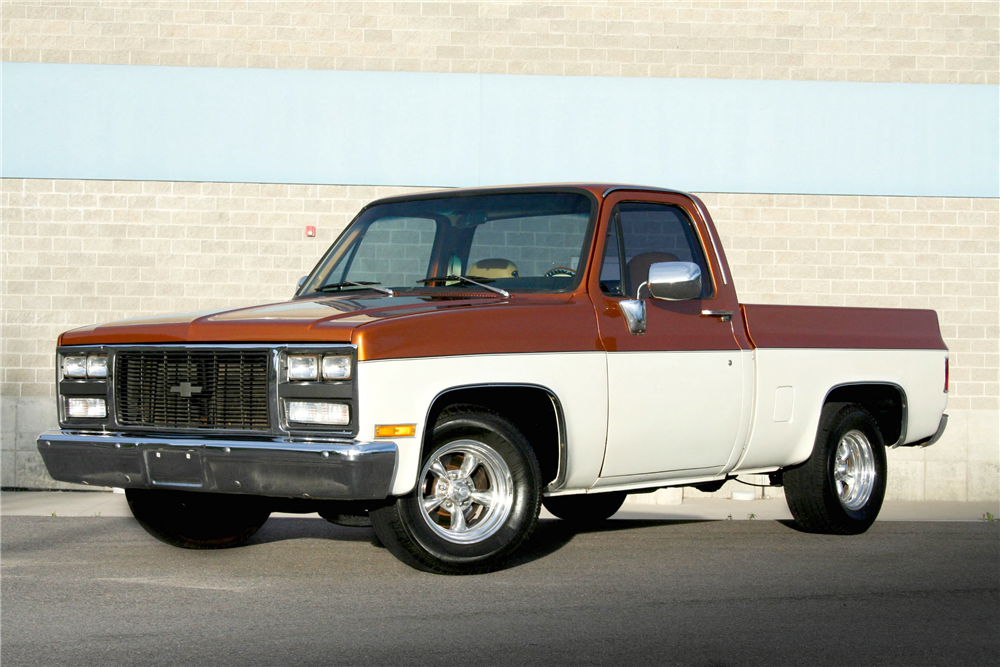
top-left (421, 383), bottom-right (569, 491)
top-left (821, 381), bottom-right (908, 448)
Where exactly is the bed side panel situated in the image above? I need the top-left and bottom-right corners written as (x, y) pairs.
top-left (734, 348), bottom-right (948, 472)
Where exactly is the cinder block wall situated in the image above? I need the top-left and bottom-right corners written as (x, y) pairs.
top-left (2, 179), bottom-right (996, 499)
top-left (2, 1), bottom-right (997, 499)
top-left (2, 0), bottom-right (996, 83)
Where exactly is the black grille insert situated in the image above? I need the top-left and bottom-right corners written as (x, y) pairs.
top-left (115, 349), bottom-right (270, 431)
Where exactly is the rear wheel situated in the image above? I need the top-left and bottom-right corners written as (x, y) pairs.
top-left (370, 406), bottom-right (541, 574)
top-left (784, 403), bottom-right (887, 534)
top-left (543, 492), bottom-right (627, 524)
top-left (126, 489), bottom-right (271, 549)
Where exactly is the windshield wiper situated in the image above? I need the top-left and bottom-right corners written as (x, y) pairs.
top-left (315, 281), bottom-right (395, 297)
top-left (416, 275), bottom-right (510, 298)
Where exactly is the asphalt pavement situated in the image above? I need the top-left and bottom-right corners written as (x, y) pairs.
top-left (1, 494), bottom-right (997, 666)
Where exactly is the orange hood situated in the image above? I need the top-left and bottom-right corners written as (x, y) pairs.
top-left (59, 292), bottom-right (603, 360)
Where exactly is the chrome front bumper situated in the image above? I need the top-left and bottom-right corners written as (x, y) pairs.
top-left (37, 430), bottom-right (397, 500)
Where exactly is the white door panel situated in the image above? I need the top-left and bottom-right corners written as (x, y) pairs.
top-left (601, 350), bottom-right (745, 477)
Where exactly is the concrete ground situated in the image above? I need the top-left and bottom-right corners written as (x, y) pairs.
top-left (2, 489), bottom-right (997, 522)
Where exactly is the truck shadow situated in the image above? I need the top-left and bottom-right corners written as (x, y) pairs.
top-left (775, 519), bottom-right (813, 533)
top-left (249, 517), bottom-right (377, 545)
top-left (506, 518), bottom-right (712, 569)
top-left (247, 516), bottom-right (713, 569)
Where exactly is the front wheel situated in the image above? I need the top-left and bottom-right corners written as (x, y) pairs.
top-left (783, 403), bottom-right (887, 534)
top-left (126, 489), bottom-right (271, 549)
top-left (370, 406), bottom-right (541, 574)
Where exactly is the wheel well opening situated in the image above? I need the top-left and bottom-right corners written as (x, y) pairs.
top-left (824, 384), bottom-right (905, 446)
top-left (426, 386), bottom-right (562, 486)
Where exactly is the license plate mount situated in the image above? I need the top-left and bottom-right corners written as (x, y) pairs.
top-left (146, 449), bottom-right (204, 488)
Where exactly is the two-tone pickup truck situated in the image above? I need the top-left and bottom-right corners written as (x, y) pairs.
top-left (38, 184), bottom-right (949, 573)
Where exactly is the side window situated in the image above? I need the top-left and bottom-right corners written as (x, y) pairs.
top-left (614, 202), bottom-right (713, 300)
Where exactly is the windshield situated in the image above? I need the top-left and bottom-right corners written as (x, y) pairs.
top-left (300, 192), bottom-right (595, 296)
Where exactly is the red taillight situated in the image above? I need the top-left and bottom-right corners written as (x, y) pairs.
top-left (944, 357), bottom-right (949, 393)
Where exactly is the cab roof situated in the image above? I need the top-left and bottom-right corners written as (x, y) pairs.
top-left (364, 183), bottom-right (695, 208)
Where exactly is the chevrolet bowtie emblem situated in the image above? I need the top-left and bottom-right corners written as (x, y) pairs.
top-left (169, 382), bottom-right (203, 398)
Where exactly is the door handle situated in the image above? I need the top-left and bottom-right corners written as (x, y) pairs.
top-left (701, 310), bottom-right (733, 322)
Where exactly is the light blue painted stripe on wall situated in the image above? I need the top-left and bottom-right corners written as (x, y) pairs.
top-left (2, 62), bottom-right (997, 197)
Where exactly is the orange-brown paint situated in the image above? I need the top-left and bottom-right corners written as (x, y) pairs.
top-left (741, 303), bottom-right (947, 350)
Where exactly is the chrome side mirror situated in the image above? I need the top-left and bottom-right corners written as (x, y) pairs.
top-left (295, 275), bottom-right (308, 296)
top-left (646, 262), bottom-right (701, 301)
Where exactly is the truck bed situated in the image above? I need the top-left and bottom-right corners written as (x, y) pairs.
top-left (733, 304), bottom-right (948, 473)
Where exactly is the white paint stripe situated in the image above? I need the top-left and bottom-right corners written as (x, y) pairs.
top-left (2, 63), bottom-right (997, 197)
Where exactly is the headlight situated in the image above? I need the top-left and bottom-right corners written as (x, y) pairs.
top-left (87, 356), bottom-right (108, 378)
top-left (286, 401), bottom-right (350, 425)
top-left (287, 355), bottom-right (319, 381)
top-left (67, 397), bottom-right (107, 419)
top-left (63, 356), bottom-right (88, 378)
top-left (287, 354), bottom-right (352, 381)
top-left (322, 355), bottom-right (351, 380)
top-left (63, 354), bottom-right (108, 379)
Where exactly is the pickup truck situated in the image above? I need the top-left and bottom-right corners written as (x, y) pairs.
top-left (38, 184), bottom-right (949, 574)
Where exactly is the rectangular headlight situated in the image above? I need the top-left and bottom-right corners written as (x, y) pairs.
top-left (287, 355), bottom-right (319, 381)
top-left (67, 397), bottom-right (107, 419)
top-left (322, 355), bottom-right (352, 380)
top-left (63, 356), bottom-right (88, 378)
top-left (87, 356), bottom-right (108, 378)
top-left (286, 401), bottom-right (350, 426)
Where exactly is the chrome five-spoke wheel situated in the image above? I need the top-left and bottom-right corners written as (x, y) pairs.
top-left (419, 440), bottom-right (514, 544)
top-left (369, 406), bottom-right (542, 574)
top-left (833, 429), bottom-right (876, 511)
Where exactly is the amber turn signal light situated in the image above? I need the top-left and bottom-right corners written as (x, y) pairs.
top-left (375, 424), bottom-right (416, 438)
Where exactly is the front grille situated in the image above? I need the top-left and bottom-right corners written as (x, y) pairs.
top-left (115, 349), bottom-right (270, 431)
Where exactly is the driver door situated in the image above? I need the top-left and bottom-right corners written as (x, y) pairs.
top-left (591, 192), bottom-right (749, 480)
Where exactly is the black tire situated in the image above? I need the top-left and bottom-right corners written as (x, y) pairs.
top-left (543, 491), bottom-right (627, 524)
top-left (370, 406), bottom-right (542, 575)
top-left (125, 489), bottom-right (271, 549)
top-left (784, 402), bottom-right (887, 535)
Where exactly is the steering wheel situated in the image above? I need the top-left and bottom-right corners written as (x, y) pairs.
top-left (544, 267), bottom-right (576, 278)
